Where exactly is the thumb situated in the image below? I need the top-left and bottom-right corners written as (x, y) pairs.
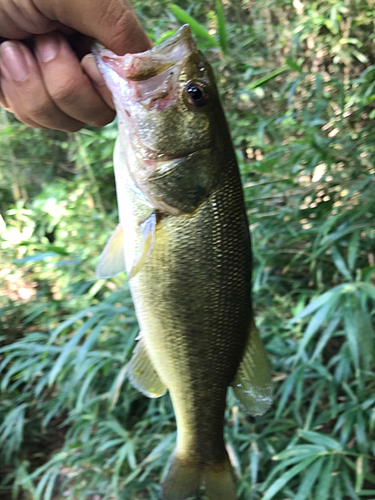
top-left (34, 0), bottom-right (151, 55)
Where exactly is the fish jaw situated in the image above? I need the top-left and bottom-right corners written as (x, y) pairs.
top-left (94, 25), bottom-right (196, 116)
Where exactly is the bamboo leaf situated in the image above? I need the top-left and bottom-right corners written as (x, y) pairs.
top-left (247, 66), bottom-right (289, 90)
top-left (295, 457), bottom-right (324, 500)
top-left (342, 297), bottom-right (360, 371)
top-left (285, 58), bottom-right (303, 72)
top-left (348, 230), bottom-right (360, 270)
top-left (295, 300), bottom-right (336, 363)
top-left (215, 0), bottom-right (228, 54)
top-left (48, 315), bottom-right (98, 385)
top-left (263, 456), bottom-right (317, 500)
top-left (168, 5), bottom-right (218, 47)
top-left (317, 455), bottom-right (335, 500)
top-left (331, 246), bottom-right (352, 281)
top-left (298, 430), bottom-right (342, 451)
top-left (292, 287), bottom-right (343, 321)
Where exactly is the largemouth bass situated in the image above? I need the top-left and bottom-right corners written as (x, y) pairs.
top-left (95, 25), bottom-right (272, 500)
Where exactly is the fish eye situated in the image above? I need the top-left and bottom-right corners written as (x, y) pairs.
top-left (185, 81), bottom-right (209, 108)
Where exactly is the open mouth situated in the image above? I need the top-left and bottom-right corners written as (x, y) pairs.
top-left (94, 25), bottom-right (198, 162)
top-left (95, 25), bottom-right (196, 107)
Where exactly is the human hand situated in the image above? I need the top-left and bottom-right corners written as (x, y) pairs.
top-left (0, 0), bottom-right (151, 131)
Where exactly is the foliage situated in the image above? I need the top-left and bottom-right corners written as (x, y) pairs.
top-left (0, 1), bottom-right (374, 499)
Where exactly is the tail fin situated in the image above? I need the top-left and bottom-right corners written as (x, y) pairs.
top-left (162, 453), bottom-right (202, 500)
top-left (205, 454), bottom-right (236, 500)
top-left (162, 450), bottom-right (236, 500)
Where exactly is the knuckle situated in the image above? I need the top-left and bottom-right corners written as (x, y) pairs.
top-left (27, 96), bottom-right (54, 122)
top-left (50, 78), bottom-right (80, 108)
top-left (13, 110), bottom-right (39, 129)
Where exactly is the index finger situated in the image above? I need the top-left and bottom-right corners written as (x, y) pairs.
top-left (34, 0), bottom-right (152, 55)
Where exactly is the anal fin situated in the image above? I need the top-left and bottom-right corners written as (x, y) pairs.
top-left (96, 224), bottom-right (125, 279)
top-left (232, 318), bottom-right (273, 416)
top-left (128, 336), bottom-right (167, 398)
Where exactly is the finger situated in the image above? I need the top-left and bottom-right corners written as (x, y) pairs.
top-left (0, 40), bottom-right (84, 131)
top-left (0, 86), bottom-right (12, 110)
top-left (35, 32), bottom-right (115, 127)
top-left (0, 2), bottom-right (66, 39)
top-left (34, 0), bottom-right (152, 55)
top-left (81, 54), bottom-right (114, 110)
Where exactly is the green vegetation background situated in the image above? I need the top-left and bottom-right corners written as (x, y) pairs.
top-left (0, 1), bottom-right (374, 499)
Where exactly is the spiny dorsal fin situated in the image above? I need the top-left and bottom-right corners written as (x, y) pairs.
top-left (128, 336), bottom-right (167, 398)
top-left (232, 319), bottom-right (273, 416)
top-left (96, 224), bottom-right (125, 279)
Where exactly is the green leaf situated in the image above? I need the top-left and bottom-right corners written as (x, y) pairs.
top-left (295, 457), bottom-right (324, 500)
top-left (285, 58), bottom-right (303, 72)
top-left (317, 455), bottom-right (335, 500)
top-left (348, 230), bottom-right (360, 270)
top-left (45, 245), bottom-right (70, 256)
top-left (247, 66), bottom-right (288, 90)
top-left (298, 430), bottom-right (342, 451)
top-left (331, 246), bottom-right (352, 281)
top-left (293, 287), bottom-right (344, 321)
top-left (342, 298), bottom-right (360, 371)
top-left (276, 367), bottom-right (302, 418)
top-left (359, 283), bottom-right (375, 302)
top-left (263, 456), bottom-right (317, 500)
top-left (295, 300), bottom-right (337, 363)
top-left (44, 467), bottom-right (60, 500)
top-left (168, 5), bottom-right (218, 47)
top-left (215, 0), bottom-right (228, 54)
top-left (312, 312), bottom-right (341, 360)
top-left (48, 315), bottom-right (98, 385)
top-left (154, 30), bottom-right (178, 45)
top-left (13, 251), bottom-right (59, 263)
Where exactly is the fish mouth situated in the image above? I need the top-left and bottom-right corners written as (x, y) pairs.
top-left (94, 25), bottom-right (200, 162)
top-left (117, 24), bottom-right (196, 82)
top-left (95, 25), bottom-right (196, 106)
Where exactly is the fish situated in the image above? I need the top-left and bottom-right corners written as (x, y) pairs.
top-left (94, 25), bottom-right (273, 500)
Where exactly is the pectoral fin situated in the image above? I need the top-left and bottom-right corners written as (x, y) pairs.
top-left (128, 336), bottom-right (167, 398)
top-left (232, 319), bottom-right (273, 416)
top-left (129, 212), bottom-right (157, 279)
top-left (96, 224), bottom-right (125, 279)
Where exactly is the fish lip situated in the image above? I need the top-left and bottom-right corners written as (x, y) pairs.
top-left (94, 24), bottom-right (196, 83)
top-left (121, 24), bottom-right (195, 81)
top-left (94, 24), bottom-right (197, 104)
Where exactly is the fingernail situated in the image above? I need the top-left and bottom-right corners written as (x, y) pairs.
top-left (37, 34), bottom-right (60, 63)
top-left (0, 42), bottom-right (30, 82)
top-left (82, 55), bottom-right (105, 87)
